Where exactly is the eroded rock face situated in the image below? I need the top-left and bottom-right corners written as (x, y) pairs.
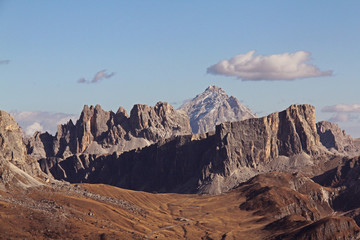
top-left (38, 133), bottom-right (215, 193)
top-left (0, 111), bottom-right (42, 175)
top-left (317, 121), bottom-right (360, 156)
top-left (313, 156), bottom-right (360, 211)
top-left (238, 172), bottom-right (333, 221)
top-left (41, 104), bottom-right (329, 194)
top-left (217, 103), bottom-right (320, 162)
top-left (241, 171), bottom-right (360, 240)
top-left (0, 110), bottom-right (43, 189)
top-left (199, 104), bottom-right (326, 194)
top-left (129, 102), bottom-right (191, 142)
top-left (272, 216), bottom-right (360, 240)
top-left (179, 85), bottom-right (256, 134)
top-left (27, 102), bottom-right (191, 159)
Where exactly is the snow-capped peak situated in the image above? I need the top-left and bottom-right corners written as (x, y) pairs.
top-left (179, 86), bottom-right (256, 134)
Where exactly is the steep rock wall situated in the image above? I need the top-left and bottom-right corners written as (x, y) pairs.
top-left (27, 102), bottom-right (191, 159)
top-left (41, 104), bottom-right (328, 194)
top-left (0, 111), bottom-right (43, 189)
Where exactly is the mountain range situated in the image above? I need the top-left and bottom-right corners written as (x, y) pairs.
top-left (1, 86), bottom-right (360, 239)
top-left (25, 102), bottom-right (191, 160)
top-left (25, 86), bottom-right (255, 160)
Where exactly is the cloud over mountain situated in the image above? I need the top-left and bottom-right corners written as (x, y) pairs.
top-left (77, 69), bottom-right (115, 84)
top-left (322, 104), bottom-right (360, 123)
top-left (322, 104), bottom-right (360, 113)
top-left (207, 50), bottom-right (332, 81)
top-left (26, 122), bottom-right (44, 135)
top-left (10, 111), bottom-right (77, 136)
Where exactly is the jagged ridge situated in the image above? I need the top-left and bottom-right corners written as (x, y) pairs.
top-left (40, 104), bottom-right (330, 194)
top-left (26, 102), bottom-right (191, 160)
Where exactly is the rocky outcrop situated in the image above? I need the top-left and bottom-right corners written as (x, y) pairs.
top-left (198, 104), bottom-right (326, 194)
top-left (179, 85), bottom-right (256, 134)
top-left (40, 104), bottom-right (329, 194)
top-left (239, 172), bottom-right (333, 221)
top-left (26, 102), bottom-right (191, 160)
top-left (317, 121), bottom-right (359, 156)
top-left (241, 171), bottom-right (360, 240)
top-left (272, 216), bottom-right (360, 240)
top-left (0, 110), bottom-right (43, 189)
top-left (313, 156), bottom-right (360, 211)
top-left (0, 111), bottom-right (42, 176)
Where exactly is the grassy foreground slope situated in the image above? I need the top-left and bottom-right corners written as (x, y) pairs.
top-left (0, 182), bottom-right (270, 240)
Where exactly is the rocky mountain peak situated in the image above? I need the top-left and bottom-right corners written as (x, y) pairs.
top-left (204, 85), bottom-right (226, 94)
top-left (0, 110), bottom-right (43, 189)
top-left (0, 110), bottom-right (28, 165)
top-left (317, 121), bottom-right (360, 156)
top-left (129, 101), bottom-right (191, 140)
top-left (42, 104), bottom-right (330, 195)
top-left (27, 102), bottom-right (191, 160)
top-left (116, 106), bottom-right (128, 117)
top-left (179, 85), bottom-right (256, 134)
top-left (197, 85), bottom-right (228, 101)
top-left (197, 104), bottom-right (325, 194)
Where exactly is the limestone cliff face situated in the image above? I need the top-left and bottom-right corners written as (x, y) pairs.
top-left (38, 133), bottom-right (215, 193)
top-left (0, 111), bottom-right (42, 175)
top-left (212, 104), bottom-right (321, 173)
top-left (0, 111), bottom-right (28, 166)
top-left (197, 104), bottom-right (325, 193)
top-left (0, 111), bottom-right (43, 189)
top-left (129, 102), bottom-right (191, 142)
top-left (41, 104), bottom-right (328, 194)
top-left (27, 102), bottom-right (192, 159)
top-left (317, 121), bottom-right (359, 156)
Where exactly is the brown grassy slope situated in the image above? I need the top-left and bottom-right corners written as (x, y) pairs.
top-left (0, 182), bottom-right (270, 240)
top-left (1, 171), bottom-right (359, 240)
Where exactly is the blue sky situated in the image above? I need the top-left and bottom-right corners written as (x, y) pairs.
top-left (1, 1), bottom-right (360, 137)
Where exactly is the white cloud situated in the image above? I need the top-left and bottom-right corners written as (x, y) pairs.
top-left (78, 69), bottom-right (115, 84)
top-left (207, 50), bottom-right (332, 81)
top-left (322, 104), bottom-right (360, 125)
top-left (322, 104), bottom-right (360, 113)
top-left (25, 122), bottom-right (43, 136)
top-left (328, 113), bottom-right (350, 123)
top-left (10, 111), bottom-right (78, 136)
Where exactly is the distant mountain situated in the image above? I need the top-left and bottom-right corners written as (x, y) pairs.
top-left (40, 104), bottom-right (330, 194)
top-left (317, 121), bottom-right (360, 157)
top-left (26, 102), bottom-right (191, 160)
top-left (179, 85), bottom-right (256, 134)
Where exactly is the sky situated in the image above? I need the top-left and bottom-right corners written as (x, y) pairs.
top-left (1, 1), bottom-right (360, 137)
